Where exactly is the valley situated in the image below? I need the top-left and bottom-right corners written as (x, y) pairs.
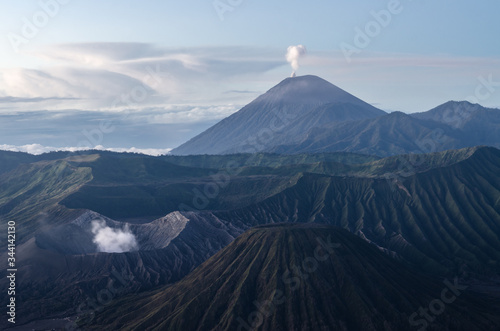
top-left (1, 145), bottom-right (500, 329)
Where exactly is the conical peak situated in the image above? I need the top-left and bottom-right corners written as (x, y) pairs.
top-left (268, 75), bottom-right (343, 95)
top-left (276, 74), bottom-right (333, 86)
top-left (257, 75), bottom-right (370, 107)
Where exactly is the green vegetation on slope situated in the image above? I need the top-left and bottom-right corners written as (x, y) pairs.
top-left (214, 147), bottom-right (500, 276)
top-left (162, 152), bottom-right (379, 169)
top-left (0, 159), bottom-right (93, 244)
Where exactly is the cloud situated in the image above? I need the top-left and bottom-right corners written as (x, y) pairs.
top-left (0, 67), bottom-right (158, 109)
top-left (32, 42), bottom-right (165, 64)
top-left (286, 45), bottom-right (307, 76)
top-left (223, 90), bottom-right (259, 94)
top-left (0, 43), bottom-right (284, 111)
top-left (0, 107), bottom-right (236, 150)
top-left (0, 144), bottom-right (172, 156)
top-left (0, 96), bottom-right (78, 103)
top-left (91, 219), bottom-right (138, 253)
top-left (2, 44), bottom-right (500, 116)
top-left (136, 105), bottom-right (239, 124)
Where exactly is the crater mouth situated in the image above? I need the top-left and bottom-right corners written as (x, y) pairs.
top-left (35, 210), bottom-right (189, 255)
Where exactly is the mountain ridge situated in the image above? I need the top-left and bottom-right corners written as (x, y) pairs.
top-left (91, 224), bottom-right (500, 331)
top-left (171, 75), bottom-right (386, 155)
top-left (170, 75), bottom-right (500, 156)
top-left (2, 147), bottom-right (500, 328)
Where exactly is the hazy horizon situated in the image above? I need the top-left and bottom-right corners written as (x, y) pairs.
top-left (1, 0), bottom-right (499, 154)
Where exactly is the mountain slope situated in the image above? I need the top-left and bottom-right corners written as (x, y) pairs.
top-left (92, 224), bottom-right (500, 331)
top-left (3, 147), bottom-right (500, 329)
top-left (269, 111), bottom-right (462, 156)
top-left (171, 75), bottom-right (386, 155)
top-left (172, 84), bottom-right (500, 156)
top-left (269, 101), bottom-right (500, 156)
top-left (0, 150), bottom-right (77, 175)
top-left (0, 151), bottom-right (38, 175)
top-left (0, 157), bottom-right (94, 245)
top-left (215, 147), bottom-right (500, 276)
top-left (0, 210), bottom-right (243, 329)
top-left (411, 101), bottom-right (492, 128)
top-left (411, 101), bottom-right (500, 149)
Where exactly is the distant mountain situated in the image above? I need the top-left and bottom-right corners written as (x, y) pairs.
top-left (269, 111), bottom-right (459, 156)
top-left (171, 75), bottom-right (500, 156)
top-left (266, 102), bottom-right (500, 156)
top-left (92, 224), bottom-right (500, 331)
top-left (411, 101), bottom-right (500, 145)
top-left (411, 101), bottom-right (493, 128)
top-left (171, 75), bottom-right (386, 155)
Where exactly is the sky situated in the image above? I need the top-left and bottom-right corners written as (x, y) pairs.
top-left (1, 0), bottom-right (500, 154)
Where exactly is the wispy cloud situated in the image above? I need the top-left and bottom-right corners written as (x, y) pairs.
top-left (0, 43), bottom-right (284, 111)
top-left (0, 96), bottom-right (78, 103)
top-left (135, 105), bottom-right (239, 124)
top-left (223, 90), bottom-right (259, 94)
top-left (0, 66), bottom-right (158, 109)
top-left (3, 44), bottom-right (499, 114)
top-left (0, 107), bottom-right (238, 151)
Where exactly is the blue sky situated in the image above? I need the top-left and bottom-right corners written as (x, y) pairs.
top-left (2, 1), bottom-right (499, 55)
top-left (1, 0), bottom-right (500, 153)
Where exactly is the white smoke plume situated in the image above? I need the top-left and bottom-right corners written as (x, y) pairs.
top-left (91, 220), bottom-right (138, 253)
top-left (286, 45), bottom-right (307, 77)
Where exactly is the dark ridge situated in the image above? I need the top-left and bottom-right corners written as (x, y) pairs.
top-left (91, 224), bottom-right (500, 330)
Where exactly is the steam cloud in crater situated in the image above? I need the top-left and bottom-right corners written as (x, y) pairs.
top-left (286, 45), bottom-right (307, 77)
top-left (91, 220), bottom-right (138, 253)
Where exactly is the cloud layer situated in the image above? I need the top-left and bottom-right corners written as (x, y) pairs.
top-left (2, 43), bottom-right (500, 114)
top-left (0, 107), bottom-right (239, 150)
top-left (1, 44), bottom-right (500, 151)
top-left (0, 43), bottom-right (283, 111)
top-left (0, 144), bottom-right (172, 156)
